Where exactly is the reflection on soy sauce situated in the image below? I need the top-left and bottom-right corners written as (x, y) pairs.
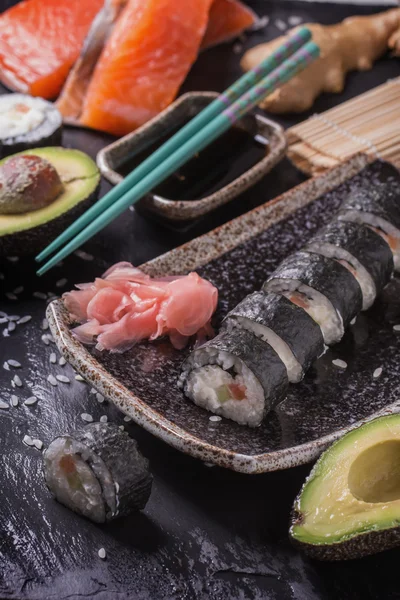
top-left (117, 121), bottom-right (269, 201)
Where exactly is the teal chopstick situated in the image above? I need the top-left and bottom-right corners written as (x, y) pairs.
top-left (37, 40), bottom-right (319, 276)
top-left (36, 27), bottom-right (312, 263)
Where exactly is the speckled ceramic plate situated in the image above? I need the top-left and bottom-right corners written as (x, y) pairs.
top-left (48, 153), bottom-right (400, 474)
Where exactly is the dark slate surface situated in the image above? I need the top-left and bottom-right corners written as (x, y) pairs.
top-left (1, 1), bottom-right (400, 599)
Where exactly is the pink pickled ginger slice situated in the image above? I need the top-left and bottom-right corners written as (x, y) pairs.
top-left (63, 263), bottom-right (218, 351)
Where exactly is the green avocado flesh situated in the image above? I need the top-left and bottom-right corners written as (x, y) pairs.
top-left (0, 147), bottom-right (100, 255)
top-left (290, 414), bottom-right (400, 560)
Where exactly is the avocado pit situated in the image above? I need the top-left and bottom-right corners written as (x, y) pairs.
top-left (0, 154), bottom-right (63, 215)
top-left (348, 440), bottom-right (400, 503)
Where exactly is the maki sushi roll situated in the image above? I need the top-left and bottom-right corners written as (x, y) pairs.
top-left (0, 94), bottom-right (62, 158)
top-left (338, 161), bottom-right (400, 271)
top-left (223, 290), bottom-right (325, 383)
top-left (306, 220), bottom-right (394, 310)
top-left (263, 251), bottom-right (363, 345)
top-left (180, 328), bottom-right (288, 427)
top-left (43, 422), bottom-right (152, 523)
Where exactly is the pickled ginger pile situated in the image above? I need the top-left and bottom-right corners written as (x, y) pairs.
top-left (0, 0), bottom-right (258, 136)
top-left (63, 262), bottom-right (218, 352)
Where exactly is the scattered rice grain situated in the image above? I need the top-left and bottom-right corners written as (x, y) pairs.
top-left (81, 413), bottom-right (93, 423)
top-left (13, 375), bottom-right (22, 387)
top-left (23, 435), bottom-right (34, 446)
top-left (8, 315), bottom-right (20, 321)
top-left (56, 278), bottom-right (68, 288)
top-left (74, 250), bottom-right (94, 261)
top-left (123, 416), bottom-right (131, 423)
top-left (47, 374), bottom-right (58, 386)
top-left (7, 360), bottom-right (21, 368)
top-left (3, 362), bottom-right (10, 371)
top-left (251, 15), bottom-right (269, 30)
top-left (0, 399), bottom-right (9, 410)
top-left (288, 15), bottom-right (302, 26)
top-left (209, 415), bottom-right (222, 422)
top-left (332, 359), bottom-right (347, 369)
top-left (119, 425), bottom-right (124, 431)
top-left (0, 273), bottom-right (4, 280)
top-left (115, 482), bottom-right (120, 494)
top-left (0, 317), bottom-right (7, 324)
top-left (373, 367), bottom-right (383, 379)
top-left (96, 393), bottom-right (104, 403)
top-left (41, 335), bottom-right (50, 345)
top-left (13, 286), bottom-right (24, 295)
top-left (24, 396), bottom-right (38, 406)
top-left (393, 325), bottom-right (400, 332)
top-left (75, 375), bottom-right (85, 382)
top-left (33, 439), bottom-right (43, 450)
top-left (34, 292), bottom-right (47, 300)
top-left (41, 318), bottom-right (49, 330)
top-left (100, 415), bottom-right (108, 423)
top-left (275, 18), bottom-right (287, 31)
top-left (8, 321), bottom-right (16, 332)
top-left (56, 375), bottom-right (70, 383)
top-left (50, 353), bottom-right (57, 364)
top-left (350, 317), bottom-right (357, 325)
top-left (3, 329), bottom-right (9, 337)
top-left (98, 548), bottom-right (106, 560)
top-left (90, 388), bottom-right (97, 395)
top-left (6, 293), bottom-right (17, 301)
top-left (17, 315), bottom-right (31, 324)
top-left (7, 256), bottom-right (19, 263)
top-left (233, 43), bottom-right (242, 54)
top-left (11, 395), bottom-right (18, 407)
top-left (59, 357), bottom-right (66, 366)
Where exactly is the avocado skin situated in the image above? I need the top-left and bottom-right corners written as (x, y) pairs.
top-left (0, 181), bottom-right (99, 257)
top-left (290, 506), bottom-right (400, 561)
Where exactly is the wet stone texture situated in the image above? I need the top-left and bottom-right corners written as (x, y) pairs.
top-left (1, 1), bottom-right (400, 599)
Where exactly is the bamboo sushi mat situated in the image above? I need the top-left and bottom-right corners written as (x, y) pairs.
top-left (286, 77), bottom-right (400, 175)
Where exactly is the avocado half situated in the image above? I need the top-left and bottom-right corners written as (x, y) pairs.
top-left (0, 147), bottom-right (100, 256)
top-left (290, 414), bottom-right (400, 560)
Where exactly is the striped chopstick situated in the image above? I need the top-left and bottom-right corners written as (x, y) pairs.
top-left (37, 35), bottom-right (319, 275)
top-left (36, 27), bottom-right (312, 265)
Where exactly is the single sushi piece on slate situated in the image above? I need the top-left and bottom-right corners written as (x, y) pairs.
top-left (43, 422), bottom-right (152, 523)
top-left (264, 251), bottom-right (363, 345)
top-left (338, 160), bottom-right (400, 271)
top-left (223, 291), bottom-right (325, 383)
top-left (306, 220), bottom-right (394, 311)
top-left (0, 95), bottom-right (62, 159)
top-left (180, 328), bottom-right (288, 427)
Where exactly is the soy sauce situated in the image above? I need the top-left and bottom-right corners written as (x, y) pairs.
top-left (117, 121), bottom-right (269, 201)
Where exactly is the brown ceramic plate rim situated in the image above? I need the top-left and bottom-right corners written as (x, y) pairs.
top-left (47, 152), bottom-right (400, 474)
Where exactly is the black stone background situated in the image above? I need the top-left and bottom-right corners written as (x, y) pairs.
top-left (0, 1), bottom-right (399, 598)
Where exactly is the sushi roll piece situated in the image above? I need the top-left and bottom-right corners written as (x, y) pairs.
top-left (263, 251), bottom-right (362, 345)
top-left (0, 94), bottom-right (62, 159)
top-left (306, 220), bottom-right (394, 311)
top-left (223, 291), bottom-right (325, 383)
top-left (43, 422), bottom-right (152, 523)
top-left (337, 161), bottom-right (400, 271)
top-left (180, 328), bottom-right (288, 427)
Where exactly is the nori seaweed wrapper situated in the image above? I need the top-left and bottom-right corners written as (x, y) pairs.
top-left (308, 220), bottom-right (394, 294)
top-left (72, 422), bottom-right (152, 519)
top-left (185, 328), bottom-right (288, 415)
top-left (340, 160), bottom-right (400, 230)
top-left (264, 250), bottom-right (363, 327)
top-left (224, 290), bottom-right (324, 373)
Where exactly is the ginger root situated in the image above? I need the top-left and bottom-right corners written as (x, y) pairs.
top-left (241, 9), bottom-right (400, 114)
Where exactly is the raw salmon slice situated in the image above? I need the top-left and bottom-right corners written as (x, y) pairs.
top-left (0, 0), bottom-right (103, 99)
top-left (202, 0), bottom-right (258, 49)
top-left (79, 0), bottom-right (214, 136)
